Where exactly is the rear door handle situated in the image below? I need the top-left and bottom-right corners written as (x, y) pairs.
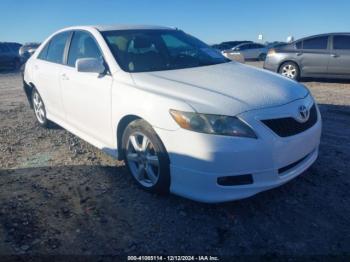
top-left (61, 73), bottom-right (69, 80)
top-left (331, 54), bottom-right (339, 58)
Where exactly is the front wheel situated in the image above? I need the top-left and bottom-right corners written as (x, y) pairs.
top-left (279, 61), bottom-right (300, 80)
top-left (122, 119), bottom-right (170, 194)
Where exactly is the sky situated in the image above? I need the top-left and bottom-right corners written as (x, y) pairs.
top-left (1, 0), bottom-right (349, 44)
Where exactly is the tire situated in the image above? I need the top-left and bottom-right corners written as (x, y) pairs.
top-left (122, 119), bottom-right (170, 194)
top-left (31, 89), bottom-right (49, 128)
top-left (279, 61), bottom-right (300, 80)
top-left (258, 53), bottom-right (266, 61)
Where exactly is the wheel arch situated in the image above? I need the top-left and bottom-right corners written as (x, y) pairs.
top-left (116, 114), bottom-right (142, 160)
top-left (23, 81), bottom-right (35, 108)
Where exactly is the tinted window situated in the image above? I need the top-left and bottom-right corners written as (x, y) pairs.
top-left (333, 35), bottom-right (350, 50)
top-left (67, 31), bottom-right (102, 67)
top-left (46, 32), bottom-right (70, 64)
top-left (252, 44), bottom-right (264, 48)
top-left (295, 41), bottom-right (302, 49)
top-left (38, 42), bottom-right (50, 60)
top-left (238, 44), bottom-right (249, 50)
top-left (303, 36), bottom-right (328, 49)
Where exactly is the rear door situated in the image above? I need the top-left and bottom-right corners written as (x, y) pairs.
top-left (239, 44), bottom-right (254, 59)
top-left (32, 31), bottom-right (71, 120)
top-left (328, 34), bottom-right (350, 75)
top-left (298, 36), bottom-right (330, 74)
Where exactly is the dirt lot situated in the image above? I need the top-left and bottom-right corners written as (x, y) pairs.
top-left (0, 63), bottom-right (349, 258)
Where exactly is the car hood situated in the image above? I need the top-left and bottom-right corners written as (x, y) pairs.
top-left (131, 62), bottom-right (309, 116)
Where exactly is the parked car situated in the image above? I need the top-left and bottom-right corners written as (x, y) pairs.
top-left (4, 42), bottom-right (22, 54)
top-left (0, 42), bottom-right (21, 70)
top-left (264, 33), bottom-right (350, 80)
top-left (23, 25), bottom-right (321, 203)
top-left (223, 42), bottom-right (268, 61)
top-left (19, 42), bottom-right (40, 63)
top-left (212, 40), bottom-right (252, 51)
top-left (266, 41), bottom-right (287, 49)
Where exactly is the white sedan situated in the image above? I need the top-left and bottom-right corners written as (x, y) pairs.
top-left (23, 25), bottom-right (321, 203)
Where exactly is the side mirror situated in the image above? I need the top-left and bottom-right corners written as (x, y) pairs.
top-left (76, 58), bottom-right (105, 74)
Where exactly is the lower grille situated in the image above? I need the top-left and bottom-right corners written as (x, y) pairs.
top-left (262, 104), bottom-right (317, 137)
top-left (217, 174), bottom-right (253, 186)
top-left (278, 153), bottom-right (310, 174)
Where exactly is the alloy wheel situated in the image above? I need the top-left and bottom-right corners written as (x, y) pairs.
top-left (126, 132), bottom-right (160, 187)
top-left (281, 64), bottom-right (297, 79)
top-left (33, 92), bottom-right (46, 124)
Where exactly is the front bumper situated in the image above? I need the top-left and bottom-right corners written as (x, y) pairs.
top-left (155, 95), bottom-right (322, 203)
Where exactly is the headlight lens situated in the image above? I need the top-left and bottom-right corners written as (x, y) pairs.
top-left (170, 110), bottom-right (257, 138)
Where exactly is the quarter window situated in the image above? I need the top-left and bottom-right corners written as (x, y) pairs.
top-left (67, 31), bottom-right (102, 67)
top-left (303, 36), bottom-right (328, 50)
top-left (45, 32), bottom-right (70, 64)
top-left (333, 35), bottom-right (350, 50)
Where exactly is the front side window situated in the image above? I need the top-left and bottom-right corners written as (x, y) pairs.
top-left (333, 35), bottom-right (350, 50)
top-left (102, 29), bottom-right (229, 72)
top-left (238, 44), bottom-right (249, 50)
top-left (67, 31), bottom-right (103, 67)
top-left (303, 36), bottom-right (328, 50)
top-left (45, 32), bottom-right (70, 64)
top-left (295, 41), bottom-right (302, 49)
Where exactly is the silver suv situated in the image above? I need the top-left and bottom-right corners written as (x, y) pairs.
top-left (264, 33), bottom-right (350, 80)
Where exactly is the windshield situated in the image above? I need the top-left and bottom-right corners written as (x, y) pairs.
top-left (102, 29), bottom-right (230, 72)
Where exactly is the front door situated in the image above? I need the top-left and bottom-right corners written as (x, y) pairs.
top-left (60, 30), bottom-right (113, 146)
top-left (298, 36), bottom-right (330, 75)
top-left (328, 35), bottom-right (350, 76)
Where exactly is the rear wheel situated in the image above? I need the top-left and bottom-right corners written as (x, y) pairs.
top-left (31, 89), bottom-right (49, 128)
top-left (279, 61), bottom-right (300, 80)
top-left (122, 119), bottom-right (170, 194)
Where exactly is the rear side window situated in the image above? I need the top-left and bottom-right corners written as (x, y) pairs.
top-left (38, 43), bottom-right (50, 60)
top-left (333, 35), bottom-right (350, 50)
top-left (45, 32), bottom-right (70, 64)
top-left (67, 31), bottom-right (102, 67)
top-left (303, 36), bottom-right (328, 50)
top-left (295, 41), bottom-right (302, 49)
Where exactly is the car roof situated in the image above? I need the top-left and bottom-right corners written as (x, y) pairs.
top-left (60, 24), bottom-right (175, 32)
top-left (294, 32), bottom-right (350, 43)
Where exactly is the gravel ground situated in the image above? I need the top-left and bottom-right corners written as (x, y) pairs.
top-left (0, 63), bottom-right (349, 258)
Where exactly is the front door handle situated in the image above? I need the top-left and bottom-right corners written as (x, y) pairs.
top-left (331, 53), bottom-right (339, 58)
top-left (61, 73), bottom-right (69, 81)
top-left (296, 52), bottom-right (303, 56)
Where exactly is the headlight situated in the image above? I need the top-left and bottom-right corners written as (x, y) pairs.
top-left (169, 110), bottom-right (257, 138)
